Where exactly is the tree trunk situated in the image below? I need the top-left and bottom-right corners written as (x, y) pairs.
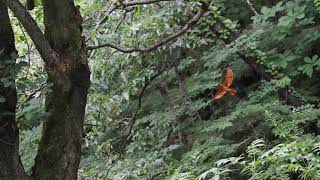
top-left (32, 0), bottom-right (90, 179)
top-left (25, 0), bottom-right (35, 10)
top-left (0, 1), bottom-right (28, 179)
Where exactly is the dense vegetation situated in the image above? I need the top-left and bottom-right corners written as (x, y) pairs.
top-left (1, 0), bottom-right (320, 179)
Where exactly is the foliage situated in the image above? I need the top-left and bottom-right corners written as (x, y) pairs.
top-left (12, 0), bottom-right (320, 179)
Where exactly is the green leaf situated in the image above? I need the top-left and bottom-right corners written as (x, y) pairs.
top-left (304, 57), bottom-right (313, 63)
top-left (299, 64), bottom-right (313, 77)
top-left (312, 55), bottom-right (319, 61)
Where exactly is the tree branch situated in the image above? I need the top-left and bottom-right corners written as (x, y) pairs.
top-left (25, 0), bottom-right (35, 10)
top-left (6, 0), bottom-right (58, 66)
top-left (87, 3), bottom-right (207, 52)
top-left (246, 0), bottom-right (260, 15)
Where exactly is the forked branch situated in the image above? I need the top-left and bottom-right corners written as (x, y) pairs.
top-left (7, 0), bottom-right (57, 66)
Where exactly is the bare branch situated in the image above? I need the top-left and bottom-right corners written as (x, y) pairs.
top-left (246, 0), bottom-right (260, 15)
top-left (17, 82), bottom-right (47, 108)
top-left (95, 0), bottom-right (173, 32)
top-left (87, 3), bottom-right (207, 52)
top-left (114, 7), bottom-right (133, 33)
top-left (6, 0), bottom-right (58, 66)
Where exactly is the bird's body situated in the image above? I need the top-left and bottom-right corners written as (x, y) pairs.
top-left (212, 67), bottom-right (237, 100)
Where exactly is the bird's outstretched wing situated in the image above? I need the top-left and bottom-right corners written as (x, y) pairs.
top-left (212, 90), bottom-right (227, 100)
top-left (223, 67), bottom-right (234, 87)
top-left (228, 89), bottom-right (237, 95)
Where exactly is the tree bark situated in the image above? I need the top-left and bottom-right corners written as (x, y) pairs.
top-left (31, 0), bottom-right (91, 179)
top-left (25, 0), bottom-right (35, 10)
top-left (7, 0), bottom-right (90, 178)
top-left (0, 1), bottom-right (28, 179)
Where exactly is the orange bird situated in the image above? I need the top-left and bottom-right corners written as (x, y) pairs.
top-left (212, 67), bottom-right (237, 100)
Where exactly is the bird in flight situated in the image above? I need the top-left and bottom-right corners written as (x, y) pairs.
top-left (212, 67), bottom-right (237, 100)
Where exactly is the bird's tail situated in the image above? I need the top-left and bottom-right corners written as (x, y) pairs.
top-left (228, 88), bottom-right (237, 95)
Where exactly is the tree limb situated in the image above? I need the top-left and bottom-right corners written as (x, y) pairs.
top-left (246, 0), bottom-right (260, 16)
top-left (6, 0), bottom-right (58, 66)
top-left (87, 3), bottom-right (207, 52)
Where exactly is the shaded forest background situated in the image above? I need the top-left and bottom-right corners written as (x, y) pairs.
top-left (3, 0), bottom-right (320, 179)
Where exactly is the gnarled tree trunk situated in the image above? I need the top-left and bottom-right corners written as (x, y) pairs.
top-left (30, 1), bottom-right (90, 179)
top-left (0, 1), bottom-right (27, 179)
top-left (6, 0), bottom-right (90, 178)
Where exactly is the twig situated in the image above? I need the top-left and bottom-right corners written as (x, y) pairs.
top-left (17, 82), bottom-right (47, 108)
top-left (0, 137), bottom-right (15, 146)
top-left (114, 9), bottom-right (131, 33)
top-left (246, 0), bottom-right (260, 15)
top-left (86, 0), bottom-right (174, 43)
top-left (0, 122), bottom-right (8, 129)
